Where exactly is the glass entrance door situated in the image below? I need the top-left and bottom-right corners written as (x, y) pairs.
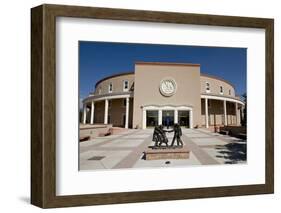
top-left (178, 110), bottom-right (190, 128)
top-left (162, 110), bottom-right (174, 128)
top-left (146, 110), bottom-right (158, 127)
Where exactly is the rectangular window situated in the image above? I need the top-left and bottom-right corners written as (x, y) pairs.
top-left (229, 89), bottom-right (231, 95)
top-left (206, 82), bottom-right (210, 93)
top-left (178, 110), bottom-right (190, 128)
top-left (123, 99), bottom-right (126, 107)
top-left (108, 83), bottom-right (113, 93)
top-left (108, 100), bottom-right (112, 108)
top-left (220, 86), bottom-right (223, 94)
top-left (123, 80), bottom-right (129, 91)
top-left (146, 110), bottom-right (158, 127)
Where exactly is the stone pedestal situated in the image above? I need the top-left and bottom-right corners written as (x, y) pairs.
top-left (144, 147), bottom-right (190, 160)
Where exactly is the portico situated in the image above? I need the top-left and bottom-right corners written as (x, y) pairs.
top-left (82, 93), bottom-right (133, 128)
top-left (201, 94), bottom-right (243, 128)
top-left (142, 105), bottom-right (193, 129)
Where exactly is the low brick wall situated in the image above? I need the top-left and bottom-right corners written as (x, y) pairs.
top-left (144, 147), bottom-right (190, 160)
top-left (108, 127), bottom-right (127, 135)
top-left (80, 124), bottom-right (113, 140)
top-left (219, 126), bottom-right (246, 138)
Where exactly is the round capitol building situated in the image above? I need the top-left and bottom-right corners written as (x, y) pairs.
top-left (82, 62), bottom-right (244, 129)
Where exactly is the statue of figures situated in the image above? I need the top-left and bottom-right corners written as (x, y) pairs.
top-left (152, 126), bottom-right (161, 147)
top-left (170, 123), bottom-right (183, 147)
top-left (158, 125), bottom-right (169, 147)
top-left (152, 125), bottom-right (169, 147)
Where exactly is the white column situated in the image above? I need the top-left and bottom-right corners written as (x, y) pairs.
top-left (189, 110), bottom-right (193, 128)
top-left (242, 105), bottom-right (245, 123)
top-left (83, 104), bottom-right (87, 124)
top-left (90, 101), bottom-right (95, 124)
top-left (205, 98), bottom-right (209, 128)
top-left (240, 105), bottom-right (244, 122)
top-left (125, 97), bottom-right (129, 128)
top-left (104, 99), bottom-right (108, 124)
top-left (224, 100), bottom-right (227, 126)
top-left (236, 103), bottom-right (241, 126)
top-left (174, 110), bottom-right (178, 124)
top-left (158, 110), bottom-right (162, 125)
top-left (142, 108), bottom-right (146, 129)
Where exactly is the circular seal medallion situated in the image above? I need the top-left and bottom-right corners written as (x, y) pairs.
top-left (159, 78), bottom-right (177, 97)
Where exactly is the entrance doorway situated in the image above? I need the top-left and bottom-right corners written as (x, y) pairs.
top-left (162, 110), bottom-right (174, 128)
top-left (146, 110), bottom-right (158, 127)
top-left (142, 106), bottom-right (193, 129)
top-left (178, 110), bottom-right (190, 128)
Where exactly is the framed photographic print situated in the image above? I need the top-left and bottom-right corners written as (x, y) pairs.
top-left (31, 4), bottom-right (274, 208)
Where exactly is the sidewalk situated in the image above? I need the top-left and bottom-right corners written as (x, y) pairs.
top-left (79, 128), bottom-right (246, 170)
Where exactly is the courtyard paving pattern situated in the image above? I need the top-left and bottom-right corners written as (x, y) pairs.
top-left (79, 128), bottom-right (246, 170)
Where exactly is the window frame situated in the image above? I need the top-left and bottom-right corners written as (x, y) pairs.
top-left (205, 82), bottom-right (211, 93)
top-left (220, 86), bottom-right (223, 94)
top-left (123, 80), bottom-right (129, 91)
top-left (108, 82), bottom-right (113, 93)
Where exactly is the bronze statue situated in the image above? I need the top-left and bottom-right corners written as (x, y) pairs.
top-left (152, 125), bottom-right (169, 147)
top-left (170, 123), bottom-right (183, 147)
top-left (152, 124), bottom-right (183, 148)
top-left (152, 125), bottom-right (161, 146)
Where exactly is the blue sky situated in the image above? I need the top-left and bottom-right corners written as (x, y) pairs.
top-left (79, 41), bottom-right (246, 100)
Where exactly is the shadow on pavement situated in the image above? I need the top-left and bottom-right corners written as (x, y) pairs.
top-left (215, 139), bottom-right (247, 164)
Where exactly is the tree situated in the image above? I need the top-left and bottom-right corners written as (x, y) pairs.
top-left (79, 109), bottom-right (83, 123)
top-left (241, 93), bottom-right (247, 126)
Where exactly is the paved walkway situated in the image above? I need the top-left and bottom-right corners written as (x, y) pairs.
top-left (79, 128), bottom-right (246, 170)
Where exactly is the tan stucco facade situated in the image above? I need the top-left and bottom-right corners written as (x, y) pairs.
top-left (94, 73), bottom-right (134, 95)
top-left (200, 75), bottom-right (235, 97)
top-left (82, 62), bottom-right (244, 129)
top-left (133, 63), bottom-right (201, 128)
